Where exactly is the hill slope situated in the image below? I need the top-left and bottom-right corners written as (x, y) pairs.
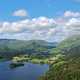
top-left (40, 35), bottom-right (80, 80)
top-left (57, 35), bottom-right (80, 57)
top-left (0, 39), bottom-right (56, 58)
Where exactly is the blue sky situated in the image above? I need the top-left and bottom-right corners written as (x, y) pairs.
top-left (0, 0), bottom-right (80, 21)
top-left (0, 0), bottom-right (80, 42)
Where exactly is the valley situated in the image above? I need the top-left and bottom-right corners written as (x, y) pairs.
top-left (0, 35), bottom-right (80, 80)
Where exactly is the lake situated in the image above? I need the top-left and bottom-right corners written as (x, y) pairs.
top-left (0, 61), bottom-right (49, 80)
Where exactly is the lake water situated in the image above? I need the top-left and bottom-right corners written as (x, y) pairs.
top-left (0, 61), bottom-right (49, 80)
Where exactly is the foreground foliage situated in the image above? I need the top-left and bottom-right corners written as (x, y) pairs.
top-left (40, 57), bottom-right (80, 80)
top-left (40, 35), bottom-right (80, 80)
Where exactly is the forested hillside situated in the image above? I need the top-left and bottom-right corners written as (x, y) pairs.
top-left (40, 35), bottom-right (80, 80)
top-left (0, 39), bottom-right (56, 59)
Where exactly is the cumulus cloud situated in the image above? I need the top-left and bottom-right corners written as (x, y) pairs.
top-left (0, 17), bottom-right (56, 33)
top-left (13, 9), bottom-right (28, 17)
top-left (0, 17), bottom-right (58, 41)
top-left (64, 11), bottom-right (80, 17)
top-left (65, 18), bottom-right (80, 35)
top-left (1, 11), bottom-right (80, 42)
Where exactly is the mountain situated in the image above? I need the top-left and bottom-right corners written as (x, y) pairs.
top-left (0, 39), bottom-right (57, 58)
top-left (56, 35), bottom-right (80, 58)
top-left (40, 35), bottom-right (80, 80)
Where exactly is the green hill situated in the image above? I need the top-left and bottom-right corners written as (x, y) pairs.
top-left (0, 39), bottom-right (56, 58)
top-left (57, 35), bottom-right (80, 58)
top-left (40, 35), bottom-right (80, 80)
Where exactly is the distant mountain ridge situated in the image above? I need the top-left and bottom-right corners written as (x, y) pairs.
top-left (0, 39), bottom-right (57, 58)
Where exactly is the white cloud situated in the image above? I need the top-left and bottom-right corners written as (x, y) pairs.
top-left (65, 18), bottom-right (80, 35)
top-left (0, 17), bottom-right (56, 33)
top-left (13, 9), bottom-right (28, 17)
top-left (64, 11), bottom-right (80, 17)
top-left (0, 17), bottom-right (57, 41)
top-left (1, 11), bottom-right (80, 42)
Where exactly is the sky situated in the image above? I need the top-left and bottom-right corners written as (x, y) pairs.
top-left (0, 0), bottom-right (80, 42)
